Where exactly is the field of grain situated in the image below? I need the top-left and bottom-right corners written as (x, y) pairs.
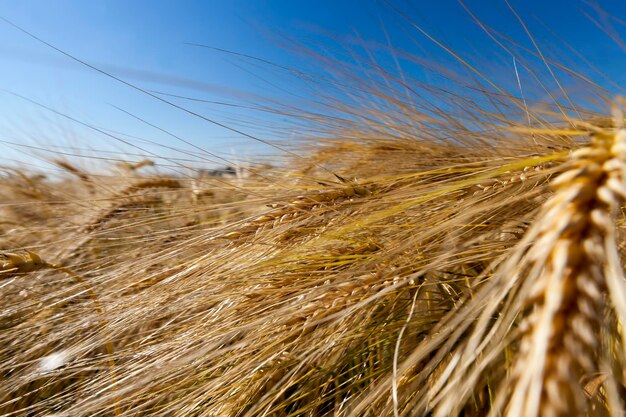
top-left (3, 3), bottom-right (626, 417)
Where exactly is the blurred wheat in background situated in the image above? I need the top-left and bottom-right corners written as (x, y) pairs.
top-left (2, 1), bottom-right (626, 416)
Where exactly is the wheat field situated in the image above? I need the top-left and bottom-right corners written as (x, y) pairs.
top-left (2, 3), bottom-right (626, 417)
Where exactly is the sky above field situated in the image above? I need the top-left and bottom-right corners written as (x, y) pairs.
top-left (1, 0), bottom-right (625, 172)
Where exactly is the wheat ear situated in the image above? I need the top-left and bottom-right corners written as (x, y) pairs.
top-left (504, 126), bottom-right (626, 417)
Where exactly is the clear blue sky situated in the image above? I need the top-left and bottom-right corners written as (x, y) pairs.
top-left (1, 0), bottom-right (625, 172)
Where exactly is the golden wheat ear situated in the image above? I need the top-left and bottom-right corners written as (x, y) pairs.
top-left (0, 250), bottom-right (47, 277)
top-left (421, 124), bottom-right (626, 417)
top-left (503, 126), bottom-right (626, 417)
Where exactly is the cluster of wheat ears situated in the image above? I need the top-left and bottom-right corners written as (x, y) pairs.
top-left (3, 6), bottom-right (626, 417)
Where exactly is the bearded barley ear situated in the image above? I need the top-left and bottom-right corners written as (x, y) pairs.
top-left (53, 159), bottom-right (93, 191)
top-left (0, 250), bottom-right (47, 277)
top-left (122, 178), bottom-right (182, 193)
top-left (76, 178), bottom-right (182, 241)
top-left (116, 159), bottom-right (155, 173)
top-left (503, 126), bottom-right (626, 417)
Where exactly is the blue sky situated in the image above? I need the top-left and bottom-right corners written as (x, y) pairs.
top-left (1, 1), bottom-right (625, 172)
